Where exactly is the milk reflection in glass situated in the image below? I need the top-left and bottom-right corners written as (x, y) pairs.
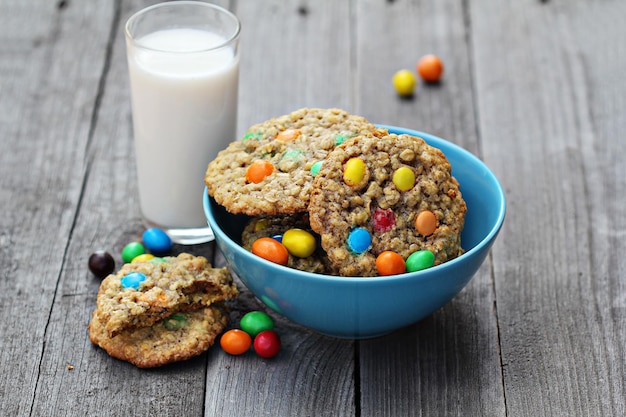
top-left (125, 2), bottom-right (240, 244)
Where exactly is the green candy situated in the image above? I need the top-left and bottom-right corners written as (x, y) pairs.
top-left (121, 242), bottom-right (145, 263)
top-left (310, 160), bottom-right (324, 176)
top-left (405, 250), bottom-right (435, 272)
top-left (163, 313), bottom-right (188, 331)
top-left (240, 311), bottom-right (274, 337)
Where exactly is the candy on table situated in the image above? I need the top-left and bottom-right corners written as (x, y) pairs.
top-left (121, 242), bottom-right (146, 263)
top-left (120, 272), bottom-right (147, 290)
top-left (392, 69), bottom-right (416, 96)
top-left (253, 330), bottom-right (281, 359)
top-left (88, 250), bottom-right (115, 279)
top-left (251, 237), bottom-right (289, 266)
top-left (347, 227), bottom-right (372, 254)
top-left (417, 54), bottom-right (444, 83)
top-left (142, 228), bottom-right (172, 254)
top-left (376, 251), bottom-right (406, 276)
top-left (281, 228), bottom-right (316, 258)
top-left (240, 311), bottom-right (274, 337)
top-left (220, 329), bottom-right (252, 355)
top-left (405, 250), bottom-right (435, 272)
top-left (343, 157), bottom-right (367, 186)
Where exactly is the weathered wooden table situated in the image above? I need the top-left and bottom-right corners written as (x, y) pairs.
top-left (1, 0), bottom-right (624, 415)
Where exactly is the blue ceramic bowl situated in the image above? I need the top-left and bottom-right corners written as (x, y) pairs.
top-left (204, 126), bottom-right (506, 339)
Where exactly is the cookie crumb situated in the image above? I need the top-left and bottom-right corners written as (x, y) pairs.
top-left (67, 365), bottom-right (74, 371)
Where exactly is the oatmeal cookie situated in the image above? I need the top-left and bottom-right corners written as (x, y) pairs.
top-left (308, 133), bottom-right (466, 276)
top-left (94, 253), bottom-right (238, 337)
top-left (89, 303), bottom-right (228, 368)
top-left (241, 213), bottom-right (336, 274)
top-left (205, 108), bottom-right (386, 216)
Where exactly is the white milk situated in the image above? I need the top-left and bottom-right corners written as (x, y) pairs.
top-left (127, 28), bottom-right (238, 229)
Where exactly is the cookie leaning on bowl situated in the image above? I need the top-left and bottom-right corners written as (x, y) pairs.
top-left (205, 108), bottom-right (387, 216)
top-left (308, 133), bottom-right (467, 277)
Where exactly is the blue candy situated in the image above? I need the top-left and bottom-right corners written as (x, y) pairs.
top-left (121, 272), bottom-right (146, 290)
top-left (347, 227), bottom-right (372, 254)
top-left (142, 228), bottom-right (172, 254)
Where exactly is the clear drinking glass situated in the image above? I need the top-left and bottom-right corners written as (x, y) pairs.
top-left (125, 1), bottom-right (240, 244)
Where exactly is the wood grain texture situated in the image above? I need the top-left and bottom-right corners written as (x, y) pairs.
top-left (0, 0), bottom-right (624, 415)
top-left (470, 0), bottom-right (626, 416)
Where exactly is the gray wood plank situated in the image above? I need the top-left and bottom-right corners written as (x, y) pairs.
top-left (28, 0), bottom-right (222, 416)
top-left (470, 0), bottom-right (626, 415)
top-left (204, 1), bottom-right (359, 416)
top-left (0, 0), bottom-right (114, 415)
top-left (355, 1), bottom-right (505, 416)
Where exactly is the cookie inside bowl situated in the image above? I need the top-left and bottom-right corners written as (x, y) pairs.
top-left (203, 125), bottom-right (505, 338)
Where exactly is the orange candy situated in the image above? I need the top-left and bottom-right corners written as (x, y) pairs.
top-left (251, 237), bottom-right (289, 266)
top-left (376, 251), bottom-right (406, 276)
top-left (220, 329), bottom-right (252, 355)
top-left (246, 160), bottom-right (274, 183)
top-left (415, 210), bottom-right (438, 236)
top-left (417, 54), bottom-right (444, 83)
top-left (275, 128), bottom-right (302, 142)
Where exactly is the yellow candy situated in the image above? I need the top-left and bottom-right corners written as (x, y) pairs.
top-left (132, 253), bottom-right (155, 263)
top-left (392, 166), bottom-right (415, 191)
top-left (254, 218), bottom-right (269, 232)
top-left (392, 69), bottom-right (416, 96)
top-left (343, 158), bottom-right (367, 186)
top-left (282, 229), bottom-right (316, 258)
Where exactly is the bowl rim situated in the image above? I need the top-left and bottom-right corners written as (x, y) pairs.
top-left (205, 126), bottom-right (506, 284)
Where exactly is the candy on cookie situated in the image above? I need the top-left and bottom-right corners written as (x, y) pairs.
top-left (204, 108), bottom-right (387, 216)
top-left (93, 253), bottom-right (238, 337)
top-left (308, 133), bottom-right (466, 277)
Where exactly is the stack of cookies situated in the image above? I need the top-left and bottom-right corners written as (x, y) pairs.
top-left (205, 108), bottom-right (467, 277)
top-left (89, 253), bottom-right (238, 368)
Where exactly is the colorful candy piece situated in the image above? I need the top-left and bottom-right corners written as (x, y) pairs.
top-left (253, 330), bottom-right (281, 358)
top-left (334, 132), bottom-right (354, 147)
top-left (392, 166), bottom-right (415, 191)
top-left (372, 208), bottom-right (396, 233)
top-left (121, 242), bottom-right (145, 263)
top-left (142, 228), bottom-right (172, 254)
top-left (405, 250), bottom-right (435, 272)
top-left (254, 218), bottom-right (269, 232)
top-left (392, 69), bottom-right (416, 96)
top-left (251, 237), bottom-right (289, 266)
top-left (275, 128), bottom-right (302, 142)
top-left (240, 311), bottom-right (274, 337)
top-left (282, 228), bottom-right (316, 258)
top-left (417, 54), bottom-right (444, 83)
top-left (220, 329), bottom-right (252, 355)
top-left (132, 253), bottom-right (155, 263)
top-left (347, 227), bottom-right (372, 254)
top-left (415, 210), bottom-right (438, 236)
top-left (246, 160), bottom-right (275, 183)
top-left (343, 157), bottom-right (367, 186)
top-left (120, 272), bottom-right (147, 290)
top-left (376, 251), bottom-right (406, 276)
top-left (242, 132), bottom-right (263, 142)
top-left (88, 251), bottom-right (115, 279)
top-left (310, 160), bottom-right (324, 176)
top-left (163, 313), bottom-right (188, 330)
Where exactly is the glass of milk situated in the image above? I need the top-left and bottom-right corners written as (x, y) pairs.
top-left (125, 1), bottom-right (240, 244)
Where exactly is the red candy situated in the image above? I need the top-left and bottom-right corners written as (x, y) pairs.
top-left (253, 330), bottom-right (281, 358)
top-left (372, 208), bottom-right (396, 233)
